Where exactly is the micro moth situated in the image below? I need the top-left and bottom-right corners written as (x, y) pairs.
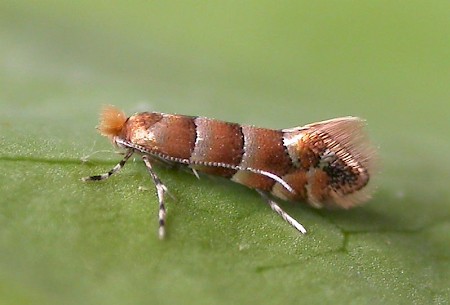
top-left (82, 106), bottom-right (377, 239)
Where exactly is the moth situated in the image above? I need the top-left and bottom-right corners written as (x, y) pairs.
top-left (82, 106), bottom-right (376, 239)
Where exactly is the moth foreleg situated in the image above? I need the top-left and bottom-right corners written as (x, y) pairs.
top-left (81, 150), bottom-right (134, 182)
top-left (256, 190), bottom-right (307, 234)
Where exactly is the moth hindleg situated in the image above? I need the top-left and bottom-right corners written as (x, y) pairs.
top-left (256, 190), bottom-right (307, 234)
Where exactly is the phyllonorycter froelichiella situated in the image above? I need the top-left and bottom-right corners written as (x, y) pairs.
top-left (82, 106), bottom-right (377, 239)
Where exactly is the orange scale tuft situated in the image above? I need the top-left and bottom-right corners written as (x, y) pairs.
top-left (98, 105), bottom-right (127, 138)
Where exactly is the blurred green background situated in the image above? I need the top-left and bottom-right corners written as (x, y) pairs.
top-left (0, 1), bottom-right (449, 305)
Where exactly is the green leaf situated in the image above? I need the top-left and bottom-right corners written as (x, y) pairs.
top-left (1, 2), bottom-right (449, 305)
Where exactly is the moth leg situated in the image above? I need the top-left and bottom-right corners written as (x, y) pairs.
top-left (256, 190), bottom-right (307, 234)
top-left (142, 155), bottom-right (169, 240)
top-left (81, 150), bottom-right (134, 182)
top-left (191, 168), bottom-right (201, 180)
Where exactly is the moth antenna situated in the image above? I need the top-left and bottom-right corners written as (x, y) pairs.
top-left (98, 105), bottom-right (127, 138)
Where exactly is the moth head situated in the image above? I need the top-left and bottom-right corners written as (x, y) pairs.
top-left (98, 105), bottom-right (128, 141)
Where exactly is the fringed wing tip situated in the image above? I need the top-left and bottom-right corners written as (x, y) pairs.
top-left (331, 183), bottom-right (376, 209)
top-left (97, 105), bottom-right (127, 137)
top-left (297, 116), bottom-right (378, 208)
top-left (320, 117), bottom-right (378, 208)
top-left (304, 116), bottom-right (376, 166)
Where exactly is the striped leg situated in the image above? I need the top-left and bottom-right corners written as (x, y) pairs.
top-left (142, 155), bottom-right (169, 240)
top-left (256, 190), bottom-right (307, 234)
top-left (81, 150), bottom-right (134, 182)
